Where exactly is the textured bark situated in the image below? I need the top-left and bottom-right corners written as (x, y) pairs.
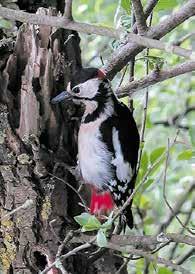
top-left (0, 6), bottom-right (126, 274)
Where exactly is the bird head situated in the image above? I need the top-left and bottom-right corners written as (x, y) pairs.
top-left (51, 67), bottom-right (111, 104)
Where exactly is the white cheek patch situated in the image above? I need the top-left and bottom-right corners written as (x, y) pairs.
top-left (112, 127), bottom-right (132, 183)
top-left (74, 78), bottom-right (101, 99)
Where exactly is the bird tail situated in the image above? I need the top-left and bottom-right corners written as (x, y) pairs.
top-left (90, 188), bottom-right (114, 214)
top-left (123, 204), bottom-right (134, 229)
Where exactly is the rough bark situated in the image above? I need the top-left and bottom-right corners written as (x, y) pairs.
top-left (0, 7), bottom-right (126, 274)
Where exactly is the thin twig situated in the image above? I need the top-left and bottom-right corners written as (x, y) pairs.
top-left (40, 236), bottom-right (96, 274)
top-left (162, 140), bottom-right (195, 235)
top-left (117, 61), bottom-right (195, 98)
top-left (173, 32), bottom-right (195, 46)
top-left (64, 0), bottom-right (73, 20)
top-left (48, 172), bottom-right (88, 212)
top-left (175, 247), bottom-right (195, 265)
top-left (0, 199), bottom-right (33, 221)
top-left (169, 206), bottom-right (194, 260)
top-left (107, 242), bottom-right (194, 274)
top-left (117, 65), bottom-right (128, 89)
top-left (56, 230), bottom-right (74, 258)
top-left (132, 0), bottom-right (147, 34)
top-left (136, 13), bottom-right (153, 175)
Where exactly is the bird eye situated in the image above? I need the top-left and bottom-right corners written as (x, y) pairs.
top-left (72, 86), bottom-right (80, 94)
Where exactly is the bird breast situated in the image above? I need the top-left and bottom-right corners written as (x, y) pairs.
top-left (78, 117), bottom-right (113, 190)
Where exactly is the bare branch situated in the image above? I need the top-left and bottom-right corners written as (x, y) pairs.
top-left (64, 0), bottom-right (73, 20)
top-left (117, 61), bottom-right (195, 98)
top-left (158, 180), bottom-right (195, 233)
top-left (40, 237), bottom-right (96, 274)
top-left (173, 32), bottom-right (195, 46)
top-left (0, 199), bottom-right (33, 220)
top-left (132, 0), bottom-right (159, 33)
top-left (144, 0), bottom-right (159, 18)
top-left (0, 6), bottom-right (119, 38)
top-left (126, 32), bottom-right (193, 59)
top-left (0, 4), bottom-right (194, 65)
top-left (153, 106), bottom-right (195, 130)
top-left (107, 242), bottom-right (193, 274)
top-left (105, 0), bottom-right (195, 79)
top-left (176, 247), bottom-right (195, 265)
top-left (72, 232), bottom-right (195, 249)
top-left (132, 0), bottom-right (148, 34)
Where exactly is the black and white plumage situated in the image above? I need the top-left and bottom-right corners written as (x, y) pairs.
top-left (51, 68), bottom-right (140, 229)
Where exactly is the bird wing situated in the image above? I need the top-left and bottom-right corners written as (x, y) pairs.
top-left (100, 101), bottom-right (140, 186)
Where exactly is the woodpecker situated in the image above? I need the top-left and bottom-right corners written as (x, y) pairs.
top-left (51, 67), bottom-right (140, 229)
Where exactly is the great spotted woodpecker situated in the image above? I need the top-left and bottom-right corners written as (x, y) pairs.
top-left (52, 68), bottom-right (140, 229)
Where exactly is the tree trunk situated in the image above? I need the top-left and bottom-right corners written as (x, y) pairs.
top-left (0, 7), bottom-right (126, 274)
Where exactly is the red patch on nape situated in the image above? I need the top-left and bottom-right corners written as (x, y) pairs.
top-left (97, 69), bottom-right (106, 79)
top-left (90, 188), bottom-right (114, 214)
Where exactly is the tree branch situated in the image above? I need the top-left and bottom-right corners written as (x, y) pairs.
top-left (126, 32), bottom-right (193, 59)
top-left (132, 0), bottom-right (159, 33)
top-left (107, 242), bottom-right (193, 274)
top-left (0, 6), bottom-right (119, 38)
top-left (72, 232), bottom-right (195, 250)
top-left (0, 5), bottom-right (190, 63)
top-left (153, 106), bottom-right (195, 130)
top-left (173, 32), bottom-right (195, 46)
top-left (175, 247), bottom-right (195, 265)
top-left (144, 0), bottom-right (159, 18)
top-left (64, 0), bottom-right (73, 20)
top-left (117, 61), bottom-right (195, 98)
top-left (105, 0), bottom-right (195, 79)
top-left (158, 181), bottom-right (195, 233)
top-left (132, 0), bottom-right (148, 34)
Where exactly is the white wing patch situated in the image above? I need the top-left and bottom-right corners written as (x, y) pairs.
top-left (112, 127), bottom-right (132, 183)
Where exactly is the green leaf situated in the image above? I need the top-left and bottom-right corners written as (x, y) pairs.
top-left (121, 0), bottom-right (131, 14)
top-left (158, 267), bottom-right (173, 274)
top-left (142, 178), bottom-right (154, 192)
top-left (101, 211), bottom-right (113, 230)
top-left (155, 0), bottom-right (177, 11)
top-left (189, 125), bottom-right (195, 148)
top-left (150, 147), bottom-right (166, 164)
top-left (0, 18), bottom-right (13, 29)
top-left (74, 213), bottom-right (101, 231)
top-left (141, 151), bottom-right (148, 174)
top-left (177, 150), bottom-right (192, 160)
top-left (74, 213), bottom-right (93, 226)
top-left (96, 229), bottom-right (107, 247)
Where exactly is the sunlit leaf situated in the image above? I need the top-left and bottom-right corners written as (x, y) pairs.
top-left (0, 18), bottom-right (13, 29)
top-left (155, 0), bottom-right (177, 11)
top-left (158, 267), bottom-right (173, 274)
top-left (189, 125), bottom-right (195, 148)
top-left (74, 212), bottom-right (101, 231)
top-left (142, 178), bottom-right (154, 191)
top-left (141, 151), bottom-right (148, 174)
top-left (177, 150), bottom-right (192, 160)
top-left (150, 147), bottom-right (166, 164)
top-left (96, 229), bottom-right (107, 247)
top-left (121, 0), bottom-right (131, 14)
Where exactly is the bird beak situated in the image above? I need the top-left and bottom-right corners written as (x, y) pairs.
top-left (51, 91), bottom-right (72, 104)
